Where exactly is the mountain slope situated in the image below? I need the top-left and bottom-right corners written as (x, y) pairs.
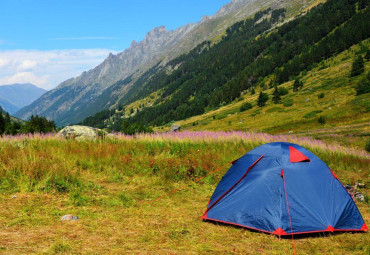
top-left (15, 0), bottom-right (319, 126)
top-left (0, 83), bottom-right (46, 114)
top-left (81, 0), bottom-right (369, 133)
top-left (172, 41), bottom-right (370, 148)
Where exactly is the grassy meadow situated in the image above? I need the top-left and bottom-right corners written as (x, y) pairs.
top-left (0, 133), bottom-right (369, 254)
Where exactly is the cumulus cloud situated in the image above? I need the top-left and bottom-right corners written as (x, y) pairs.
top-left (0, 49), bottom-right (117, 90)
top-left (18, 60), bottom-right (38, 71)
top-left (0, 72), bottom-right (49, 86)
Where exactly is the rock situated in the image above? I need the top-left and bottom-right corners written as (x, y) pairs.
top-left (61, 214), bottom-right (73, 220)
top-left (61, 214), bottom-right (79, 221)
top-left (12, 195), bottom-right (17, 199)
top-left (58, 125), bottom-right (106, 140)
top-left (354, 193), bottom-right (365, 202)
top-left (170, 124), bottom-right (181, 132)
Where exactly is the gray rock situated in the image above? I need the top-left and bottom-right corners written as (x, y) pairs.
top-left (61, 214), bottom-right (79, 221)
top-left (61, 214), bottom-right (73, 221)
top-left (58, 125), bottom-right (106, 140)
top-left (12, 195), bottom-right (17, 199)
top-left (170, 124), bottom-right (181, 132)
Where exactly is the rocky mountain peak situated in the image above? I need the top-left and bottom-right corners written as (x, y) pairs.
top-left (16, 0), bottom-right (291, 126)
top-left (215, 0), bottom-right (251, 17)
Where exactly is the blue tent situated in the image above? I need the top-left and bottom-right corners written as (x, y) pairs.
top-left (202, 142), bottom-right (367, 236)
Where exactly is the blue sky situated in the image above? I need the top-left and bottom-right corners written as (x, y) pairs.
top-left (0, 0), bottom-right (230, 51)
top-left (0, 0), bottom-right (230, 89)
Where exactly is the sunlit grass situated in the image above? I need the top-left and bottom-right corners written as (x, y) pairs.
top-left (0, 133), bottom-right (368, 253)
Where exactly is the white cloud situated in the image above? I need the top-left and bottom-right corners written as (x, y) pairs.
top-left (0, 72), bottom-right (49, 86)
top-left (18, 60), bottom-right (38, 71)
top-left (0, 58), bottom-right (9, 68)
top-left (0, 49), bottom-right (117, 90)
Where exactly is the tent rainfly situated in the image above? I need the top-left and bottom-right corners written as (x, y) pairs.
top-left (202, 142), bottom-right (368, 236)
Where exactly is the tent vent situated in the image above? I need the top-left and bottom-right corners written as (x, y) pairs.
top-left (289, 146), bottom-right (310, 163)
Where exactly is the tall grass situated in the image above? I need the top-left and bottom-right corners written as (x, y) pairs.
top-left (0, 131), bottom-right (368, 194)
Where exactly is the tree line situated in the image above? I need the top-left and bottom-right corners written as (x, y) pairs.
top-left (0, 109), bottom-right (56, 135)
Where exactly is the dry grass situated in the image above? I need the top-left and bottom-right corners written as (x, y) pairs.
top-left (0, 135), bottom-right (368, 254)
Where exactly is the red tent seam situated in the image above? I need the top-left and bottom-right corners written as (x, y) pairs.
top-left (202, 216), bottom-right (368, 235)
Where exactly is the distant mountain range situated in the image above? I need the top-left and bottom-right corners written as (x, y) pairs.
top-left (15, 0), bottom-right (318, 126)
top-left (0, 83), bottom-right (46, 114)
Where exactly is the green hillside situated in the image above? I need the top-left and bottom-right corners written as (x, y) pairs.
top-left (81, 0), bottom-right (370, 141)
top-left (170, 41), bottom-right (370, 149)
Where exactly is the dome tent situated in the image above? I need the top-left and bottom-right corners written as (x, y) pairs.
top-left (201, 142), bottom-right (367, 236)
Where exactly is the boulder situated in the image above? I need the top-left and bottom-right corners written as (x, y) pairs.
top-left (58, 125), bottom-right (106, 140)
top-left (170, 124), bottom-right (181, 132)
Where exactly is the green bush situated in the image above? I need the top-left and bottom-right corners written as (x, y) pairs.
top-left (303, 110), bottom-right (323, 119)
top-left (318, 92), bottom-right (325, 99)
top-left (240, 102), bottom-right (253, 112)
top-left (318, 116), bottom-right (326, 124)
top-left (365, 140), bottom-right (370, 152)
top-left (278, 87), bottom-right (289, 96)
top-left (283, 99), bottom-right (294, 107)
top-left (355, 72), bottom-right (370, 95)
top-left (351, 55), bottom-right (364, 77)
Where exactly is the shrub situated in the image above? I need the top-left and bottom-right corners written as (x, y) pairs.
top-left (318, 116), bottom-right (326, 124)
top-left (318, 92), bottom-right (325, 99)
top-left (278, 87), bottom-right (289, 96)
top-left (283, 99), bottom-right (294, 107)
top-left (240, 102), bottom-right (253, 112)
top-left (365, 49), bottom-right (370, 61)
top-left (355, 72), bottom-right (370, 95)
top-left (351, 55), bottom-right (364, 77)
top-left (365, 140), bottom-right (370, 152)
top-left (121, 120), bottom-right (153, 135)
top-left (293, 79), bottom-right (303, 92)
top-left (303, 110), bottom-right (322, 119)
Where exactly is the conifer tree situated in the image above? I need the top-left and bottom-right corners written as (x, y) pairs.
top-left (365, 50), bottom-right (370, 61)
top-left (351, 55), bottom-right (364, 77)
top-left (0, 113), bottom-right (5, 134)
top-left (257, 92), bottom-right (269, 107)
top-left (251, 87), bottom-right (256, 95)
top-left (293, 79), bottom-right (303, 92)
top-left (272, 85), bottom-right (281, 104)
top-left (355, 72), bottom-right (370, 95)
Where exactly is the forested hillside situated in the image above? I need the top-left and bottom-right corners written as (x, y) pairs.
top-left (82, 0), bottom-right (369, 131)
